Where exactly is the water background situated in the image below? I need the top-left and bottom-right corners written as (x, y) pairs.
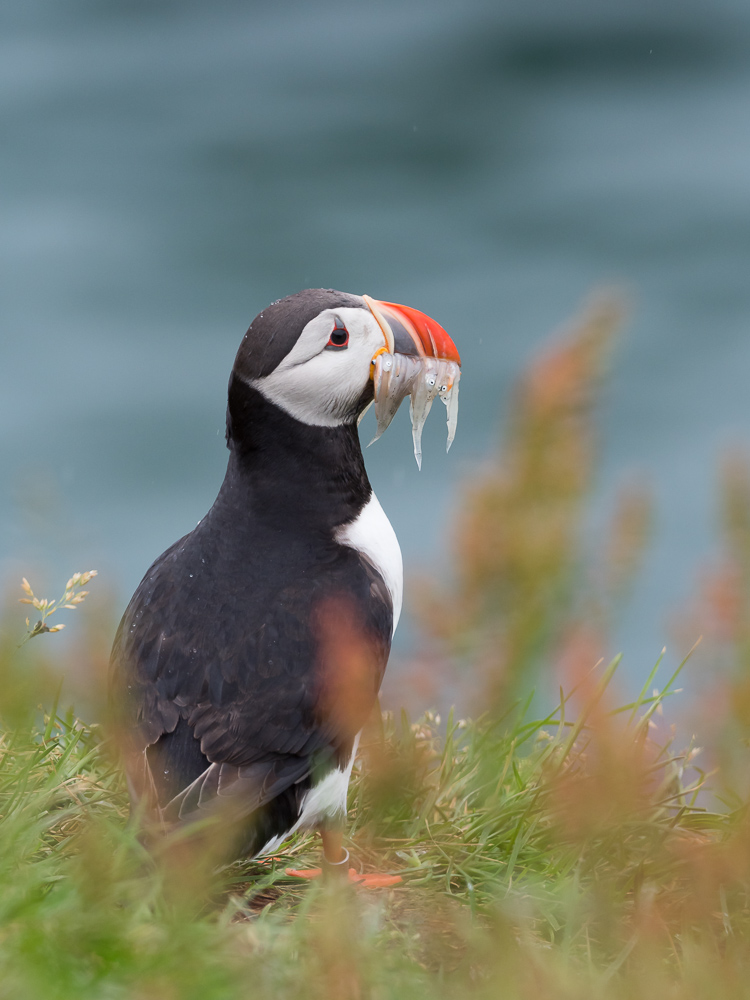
top-left (3, 0), bottom-right (750, 707)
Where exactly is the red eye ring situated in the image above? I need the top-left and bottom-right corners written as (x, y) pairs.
top-left (325, 324), bottom-right (349, 351)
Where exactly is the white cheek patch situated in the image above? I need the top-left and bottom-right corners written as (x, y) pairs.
top-left (248, 306), bottom-right (387, 428)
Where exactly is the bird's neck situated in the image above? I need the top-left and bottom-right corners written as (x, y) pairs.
top-left (213, 375), bottom-right (371, 531)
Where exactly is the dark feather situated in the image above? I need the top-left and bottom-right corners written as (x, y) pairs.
top-left (110, 372), bottom-right (392, 853)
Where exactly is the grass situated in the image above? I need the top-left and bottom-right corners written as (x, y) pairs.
top-left (0, 644), bottom-right (746, 1000)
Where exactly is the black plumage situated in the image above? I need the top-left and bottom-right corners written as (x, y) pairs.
top-left (110, 291), bottom-right (393, 858)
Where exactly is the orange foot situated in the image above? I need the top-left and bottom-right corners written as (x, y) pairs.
top-left (285, 867), bottom-right (402, 887)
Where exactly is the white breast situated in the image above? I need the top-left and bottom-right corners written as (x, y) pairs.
top-left (335, 492), bottom-right (403, 635)
top-left (255, 735), bottom-right (361, 857)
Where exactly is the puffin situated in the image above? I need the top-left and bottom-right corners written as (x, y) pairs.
top-left (109, 288), bottom-right (461, 882)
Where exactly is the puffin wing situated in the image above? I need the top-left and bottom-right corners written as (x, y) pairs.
top-left (109, 539), bottom-right (392, 825)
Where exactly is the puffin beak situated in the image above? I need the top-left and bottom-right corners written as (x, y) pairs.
top-left (362, 295), bottom-right (461, 469)
top-left (362, 295), bottom-right (461, 365)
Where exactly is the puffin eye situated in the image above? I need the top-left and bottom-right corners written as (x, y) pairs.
top-left (325, 323), bottom-right (349, 351)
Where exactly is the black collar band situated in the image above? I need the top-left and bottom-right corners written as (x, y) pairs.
top-left (216, 375), bottom-right (372, 533)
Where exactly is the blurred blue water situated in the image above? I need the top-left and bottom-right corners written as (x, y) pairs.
top-left (3, 0), bottom-right (750, 701)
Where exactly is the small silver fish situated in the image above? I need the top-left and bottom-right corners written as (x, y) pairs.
top-left (371, 352), bottom-right (461, 469)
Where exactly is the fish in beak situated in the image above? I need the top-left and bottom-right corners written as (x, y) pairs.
top-left (362, 295), bottom-right (461, 469)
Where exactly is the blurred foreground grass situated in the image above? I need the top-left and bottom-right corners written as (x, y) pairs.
top-left (0, 657), bottom-right (738, 1000)
top-left (3, 296), bottom-right (750, 999)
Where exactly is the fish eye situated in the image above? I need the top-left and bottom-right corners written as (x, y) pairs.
top-left (325, 323), bottom-right (349, 351)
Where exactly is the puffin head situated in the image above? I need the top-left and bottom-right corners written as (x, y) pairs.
top-left (231, 288), bottom-right (461, 467)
